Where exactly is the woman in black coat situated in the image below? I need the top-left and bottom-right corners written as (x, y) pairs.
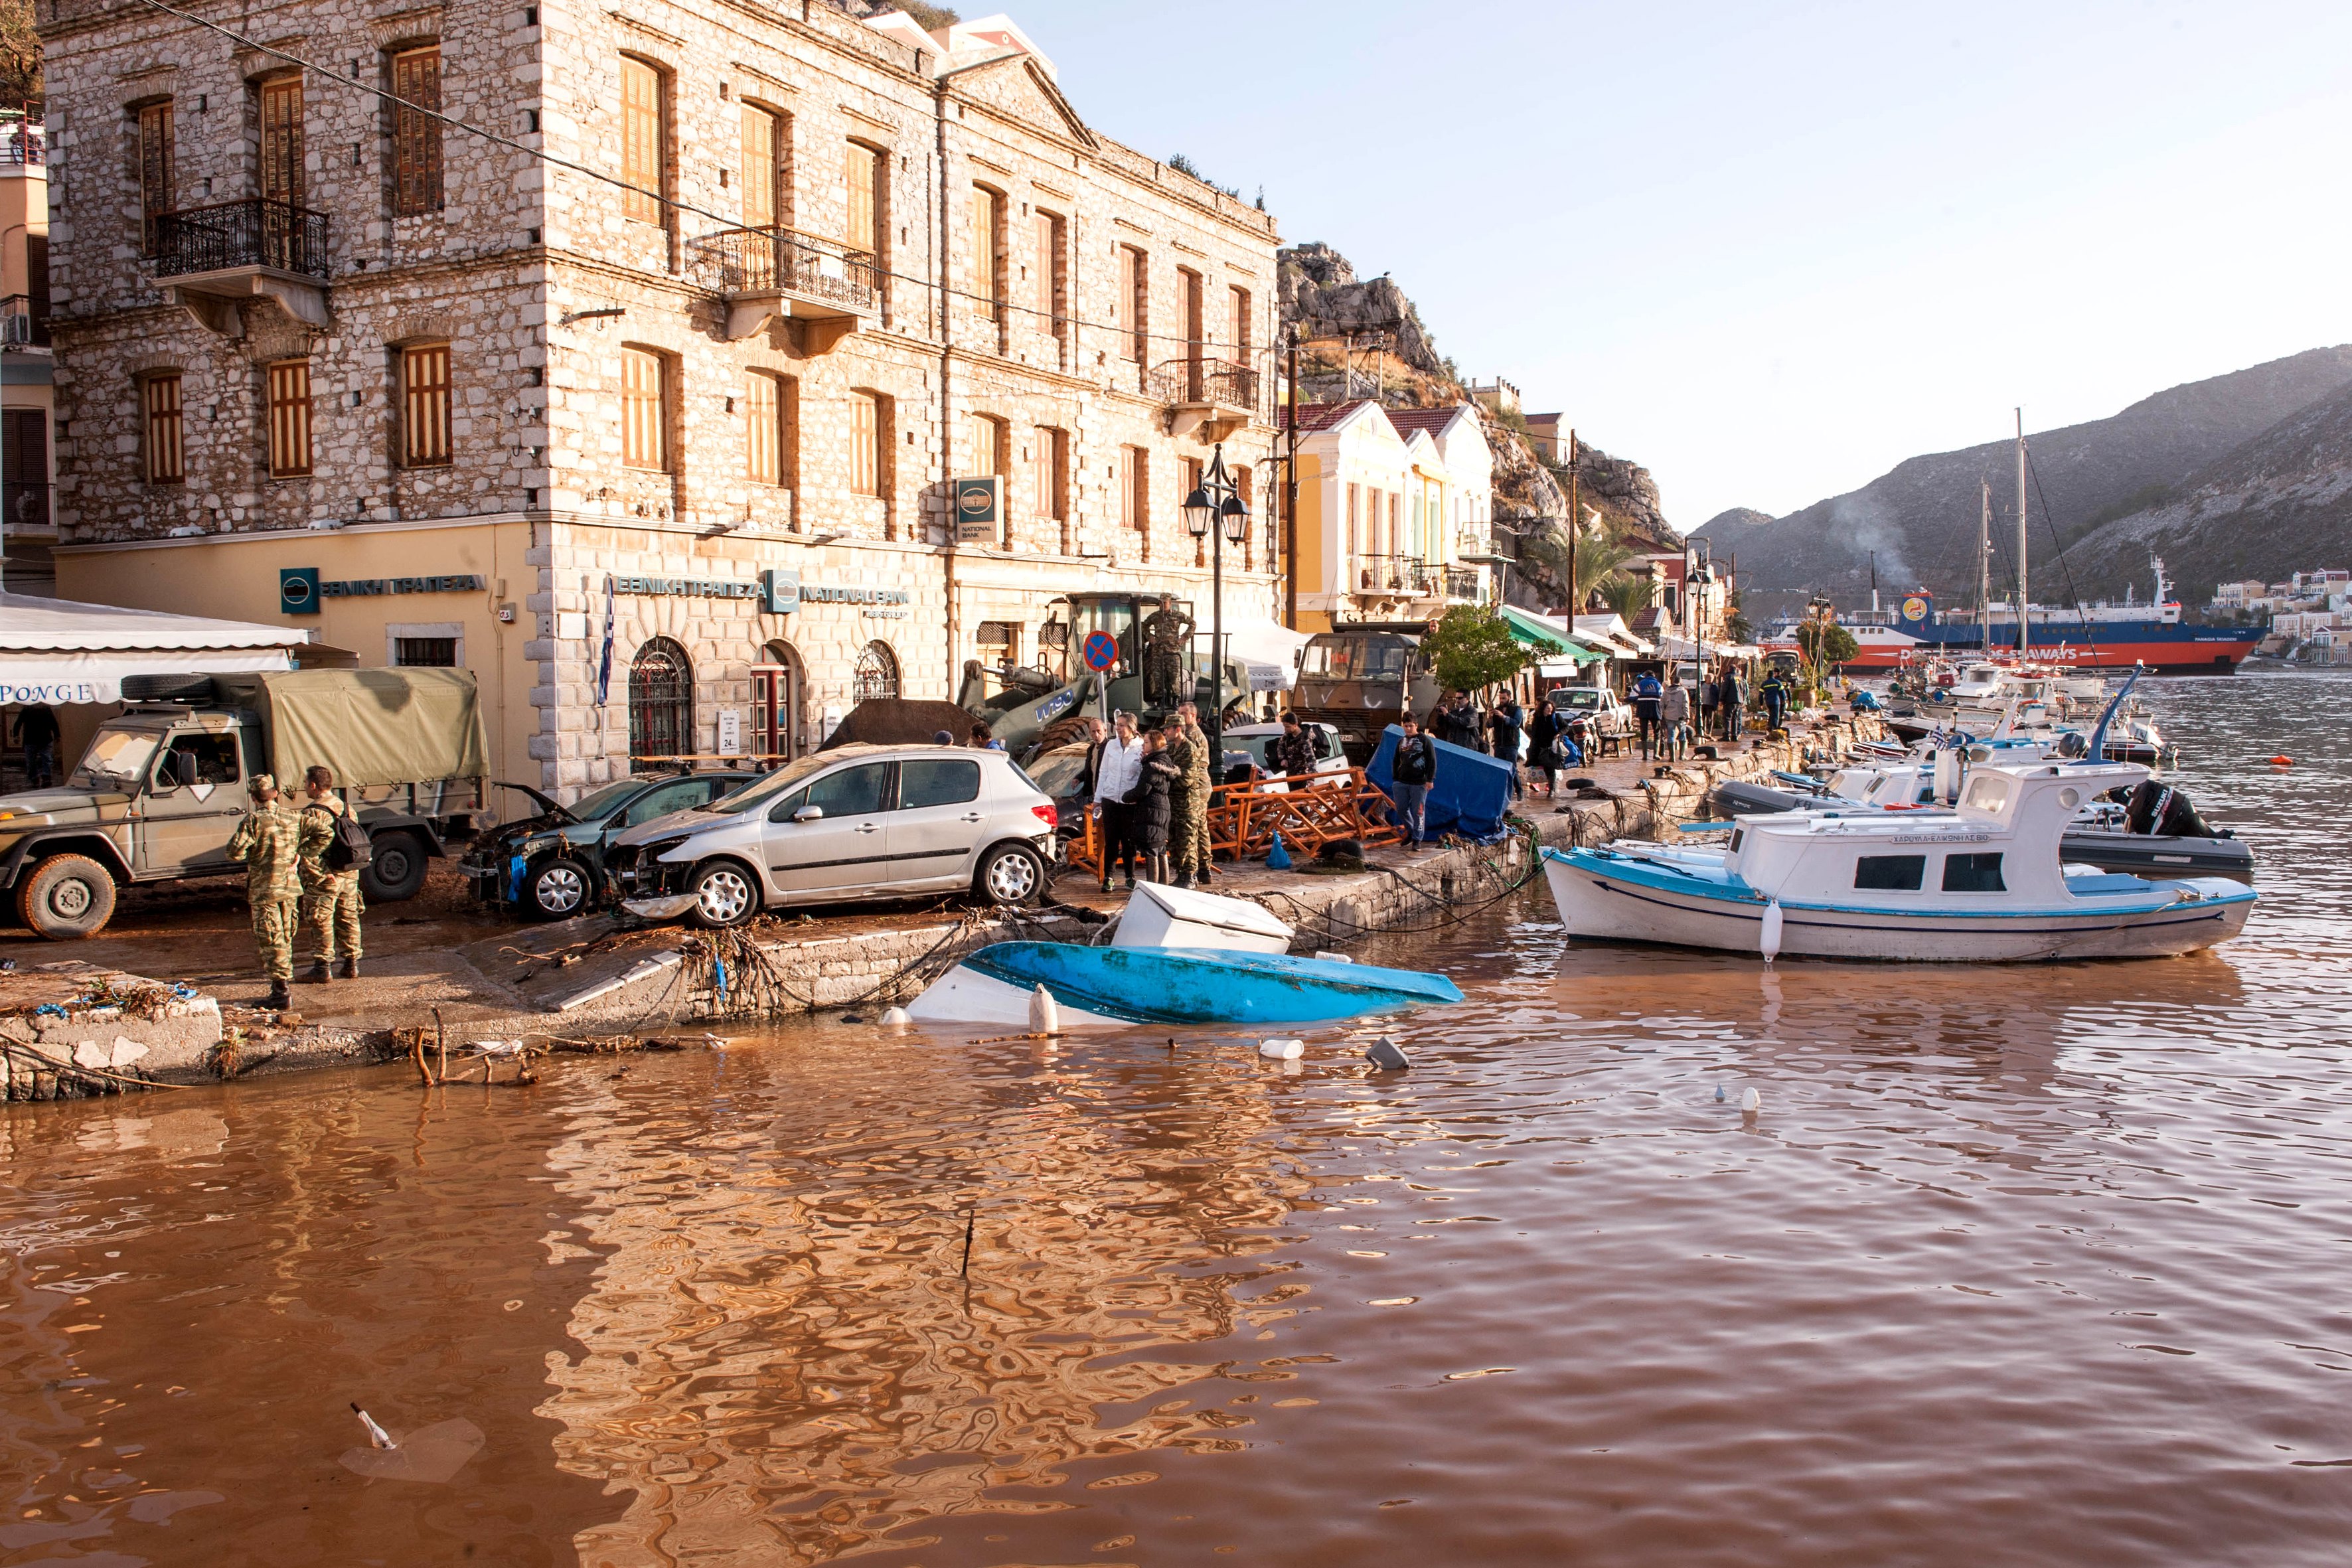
top-left (1527, 698), bottom-right (1562, 798)
top-left (1137, 730), bottom-right (1180, 884)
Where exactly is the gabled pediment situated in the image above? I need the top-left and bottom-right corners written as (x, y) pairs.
top-left (950, 53), bottom-right (1097, 150)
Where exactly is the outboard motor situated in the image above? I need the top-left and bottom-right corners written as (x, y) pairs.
top-left (2124, 780), bottom-right (2219, 839)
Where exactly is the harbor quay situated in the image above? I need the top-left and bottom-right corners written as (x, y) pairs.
top-left (0, 714), bottom-right (1882, 1094)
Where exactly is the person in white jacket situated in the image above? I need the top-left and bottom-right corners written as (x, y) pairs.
top-left (1091, 711), bottom-right (1146, 891)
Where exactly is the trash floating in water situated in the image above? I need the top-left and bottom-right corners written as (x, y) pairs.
top-left (351, 1403), bottom-right (396, 1449)
top-left (1741, 1086), bottom-right (1761, 1113)
top-left (1259, 1038), bottom-right (1304, 1060)
top-left (1365, 1037), bottom-right (1411, 1071)
top-left (1027, 983), bottom-right (1060, 1036)
top-left (338, 1416), bottom-right (485, 1484)
top-left (1715, 1083), bottom-right (1727, 1103)
top-left (2270, 755), bottom-right (2294, 767)
top-left (878, 1006), bottom-right (910, 1027)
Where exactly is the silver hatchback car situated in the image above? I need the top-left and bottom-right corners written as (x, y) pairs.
top-left (605, 744), bottom-right (1059, 927)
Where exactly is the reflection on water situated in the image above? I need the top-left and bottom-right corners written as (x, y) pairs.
top-left (3, 674), bottom-right (2350, 1567)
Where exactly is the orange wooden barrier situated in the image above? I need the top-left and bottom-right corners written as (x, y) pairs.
top-left (1065, 767), bottom-right (1399, 876)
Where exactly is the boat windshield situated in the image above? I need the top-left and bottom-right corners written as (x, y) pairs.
top-left (71, 727), bottom-right (161, 791)
top-left (1961, 774), bottom-right (2011, 815)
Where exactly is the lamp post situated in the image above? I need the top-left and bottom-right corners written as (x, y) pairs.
top-left (1685, 540), bottom-right (1712, 750)
top-left (1182, 441), bottom-right (1252, 773)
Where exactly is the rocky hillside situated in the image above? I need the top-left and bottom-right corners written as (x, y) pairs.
top-left (1276, 241), bottom-right (1677, 611)
top-left (2054, 377), bottom-right (2352, 597)
top-left (1695, 345), bottom-right (2352, 607)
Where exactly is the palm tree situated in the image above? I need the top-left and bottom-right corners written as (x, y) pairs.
top-left (1595, 572), bottom-right (1655, 623)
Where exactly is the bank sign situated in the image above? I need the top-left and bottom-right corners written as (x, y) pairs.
top-left (280, 567), bottom-right (486, 615)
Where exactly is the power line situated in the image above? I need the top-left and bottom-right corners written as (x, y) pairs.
top-left (129, 0), bottom-right (1274, 363)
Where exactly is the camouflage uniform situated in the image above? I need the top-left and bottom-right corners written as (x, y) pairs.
top-left (1161, 734), bottom-right (1200, 882)
top-left (1179, 716), bottom-right (1215, 880)
top-left (297, 796), bottom-right (366, 966)
top-left (226, 781), bottom-right (303, 982)
top-left (1139, 603), bottom-right (1192, 709)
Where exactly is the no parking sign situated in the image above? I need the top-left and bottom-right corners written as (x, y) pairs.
top-left (1081, 630), bottom-right (1120, 672)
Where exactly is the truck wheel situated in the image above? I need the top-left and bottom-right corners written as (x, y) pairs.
top-left (686, 861), bottom-right (759, 928)
top-left (360, 831), bottom-right (429, 902)
top-left (974, 842), bottom-right (1046, 907)
top-left (525, 856), bottom-right (595, 921)
top-left (17, 854), bottom-right (118, 940)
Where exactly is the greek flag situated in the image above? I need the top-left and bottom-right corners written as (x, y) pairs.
top-left (593, 574), bottom-right (617, 706)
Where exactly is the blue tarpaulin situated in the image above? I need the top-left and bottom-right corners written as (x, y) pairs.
top-left (1367, 726), bottom-right (1516, 842)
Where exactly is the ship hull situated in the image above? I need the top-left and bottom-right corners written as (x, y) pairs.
top-left (1779, 630), bottom-right (2264, 673)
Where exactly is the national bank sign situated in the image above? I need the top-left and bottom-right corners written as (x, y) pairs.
top-left (280, 566), bottom-right (487, 615)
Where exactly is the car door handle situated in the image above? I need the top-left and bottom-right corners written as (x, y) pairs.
top-left (854, 823), bottom-right (880, 834)
top-left (961, 812), bottom-right (983, 823)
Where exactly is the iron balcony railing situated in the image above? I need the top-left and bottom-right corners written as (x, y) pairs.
top-left (1444, 566), bottom-right (1482, 599)
top-left (1146, 355), bottom-right (1260, 412)
top-left (149, 197), bottom-right (331, 280)
top-left (1, 293), bottom-right (46, 347)
top-left (0, 123), bottom-right (42, 165)
top-left (687, 226), bottom-right (878, 312)
top-left (6, 481), bottom-right (51, 534)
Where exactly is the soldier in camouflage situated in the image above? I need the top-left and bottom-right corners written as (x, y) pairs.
top-left (1138, 595), bottom-right (1192, 710)
top-left (297, 764), bottom-right (366, 984)
top-left (226, 773), bottom-right (303, 1010)
top-left (1176, 700), bottom-right (1215, 886)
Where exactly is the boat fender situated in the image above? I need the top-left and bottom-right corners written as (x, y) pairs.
top-left (1365, 1037), bottom-right (1411, 1071)
top-left (1259, 1038), bottom-right (1305, 1060)
top-left (1027, 984), bottom-right (1060, 1035)
top-left (1741, 1086), bottom-right (1761, 1113)
top-left (1760, 900), bottom-right (1784, 962)
top-left (879, 1006), bottom-right (911, 1028)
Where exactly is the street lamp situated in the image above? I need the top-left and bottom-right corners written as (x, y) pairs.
top-left (1685, 540), bottom-right (1713, 747)
top-left (1182, 441), bottom-right (1252, 776)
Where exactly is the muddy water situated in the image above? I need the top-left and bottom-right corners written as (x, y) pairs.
top-left (4, 674), bottom-right (2349, 1567)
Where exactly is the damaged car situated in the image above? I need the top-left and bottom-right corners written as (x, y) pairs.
top-left (461, 769), bottom-right (760, 919)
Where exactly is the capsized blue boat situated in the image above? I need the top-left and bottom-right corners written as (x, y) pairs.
top-left (905, 941), bottom-right (1462, 1028)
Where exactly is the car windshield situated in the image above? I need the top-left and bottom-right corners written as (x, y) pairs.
top-left (568, 779), bottom-right (646, 821)
top-left (1300, 635), bottom-right (1411, 682)
top-left (72, 728), bottom-right (160, 789)
top-left (1025, 746), bottom-right (1087, 797)
top-left (1555, 689), bottom-right (1601, 710)
top-left (698, 753), bottom-right (835, 814)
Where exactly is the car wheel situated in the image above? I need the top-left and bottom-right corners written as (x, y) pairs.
top-left (687, 861), bottom-right (759, 928)
top-left (974, 842), bottom-right (1046, 907)
top-left (526, 855), bottom-right (594, 920)
top-left (17, 854), bottom-right (118, 940)
top-left (359, 830), bottom-right (429, 902)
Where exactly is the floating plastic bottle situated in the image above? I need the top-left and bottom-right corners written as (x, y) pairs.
top-left (1259, 1038), bottom-right (1305, 1060)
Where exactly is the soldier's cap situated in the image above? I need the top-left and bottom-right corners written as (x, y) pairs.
top-left (248, 773), bottom-right (276, 795)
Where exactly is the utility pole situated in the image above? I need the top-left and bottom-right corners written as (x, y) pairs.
top-left (1978, 477), bottom-right (1993, 652)
top-left (1565, 428), bottom-right (1579, 621)
top-left (1283, 332), bottom-right (1299, 628)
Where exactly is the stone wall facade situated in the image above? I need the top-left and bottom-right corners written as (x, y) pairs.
top-left (41, 0), bottom-right (1284, 796)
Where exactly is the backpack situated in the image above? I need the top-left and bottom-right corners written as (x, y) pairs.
top-left (321, 806), bottom-right (373, 872)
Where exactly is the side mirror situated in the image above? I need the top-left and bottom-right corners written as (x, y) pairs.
top-left (793, 806), bottom-right (824, 823)
top-left (177, 753), bottom-right (199, 786)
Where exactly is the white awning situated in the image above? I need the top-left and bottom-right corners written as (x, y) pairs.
top-left (0, 592), bottom-right (305, 704)
top-left (1197, 618), bottom-right (1312, 692)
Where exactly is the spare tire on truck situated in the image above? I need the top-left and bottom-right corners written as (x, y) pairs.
top-left (17, 853), bottom-right (119, 940)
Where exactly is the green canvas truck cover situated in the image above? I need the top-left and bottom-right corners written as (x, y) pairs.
top-left (215, 669), bottom-right (489, 788)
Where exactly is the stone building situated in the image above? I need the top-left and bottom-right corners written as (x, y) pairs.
top-left (37, 1), bottom-right (1281, 795)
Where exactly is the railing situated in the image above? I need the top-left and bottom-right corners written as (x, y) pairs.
top-left (686, 226), bottom-right (878, 312)
top-left (0, 123), bottom-right (42, 165)
top-left (149, 198), bottom-right (331, 280)
top-left (1444, 566), bottom-right (1482, 599)
top-left (5, 481), bottom-right (51, 533)
top-left (1146, 355), bottom-right (1259, 411)
top-left (1, 293), bottom-right (46, 347)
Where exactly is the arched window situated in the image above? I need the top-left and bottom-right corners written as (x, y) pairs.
top-left (751, 639), bottom-right (803, 761)
top-left (629, 637), bottom-right (694, 763)
top-left (854, 640), bottom-right (900, 702)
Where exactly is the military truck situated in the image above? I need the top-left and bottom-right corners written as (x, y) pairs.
top-left (1291, 622), bottom-right (1443, 763)
top-left (0, 668), bottom-right (493, 939)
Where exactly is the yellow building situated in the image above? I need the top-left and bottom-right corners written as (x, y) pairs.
top-left (1, 110), bottom-right (50, 594)
top-left (1282, 401), bottom-right (1496, 632)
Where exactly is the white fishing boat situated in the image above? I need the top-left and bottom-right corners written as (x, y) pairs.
top-left (1547, 757), bottom-right (2254, 962)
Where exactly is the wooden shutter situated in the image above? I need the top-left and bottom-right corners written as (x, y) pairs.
top-left (621, 349), bottom-right (665, 470)
top-left (402, 344), bottom-right (451, 466)
top-left (844, 142), bottom-right (876, 254)
top-left (143, 375), bottom-right (183, 483)
top-left (965, 413), bottom-right (994, 477)
top-left (970, 188), bottom-right (996, 317)
top-left (740, 108), bottom-right (776, 230)
top-left (849, 393), bottom-right (878, 495)
top-left (390, 46), bottom-right (443, 216)
top-left (1230, 286), bottom-right (1249, 358)
top-left (1125, 248), bottom-right (1147, 362)
top-left (619, 58), bottom-right (662, 226)
top-left (744, 372), bottom-right (779, 484)
top-left (259, 78), bottom-right (303, 206)
top-left (137, 102), bottom-right (174, 252)
top-left (266, 360), bottom-right (313, 477)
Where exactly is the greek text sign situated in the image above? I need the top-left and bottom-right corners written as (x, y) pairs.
top-left (611, 576), bottom-right (765, 600)
top-left (320, 574), bottom-right (487, 597)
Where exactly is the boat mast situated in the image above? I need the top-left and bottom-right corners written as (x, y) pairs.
top-left (2015, 408), bottom-right (2029, 659)
top-left (1979, 478), bottom-right (1993, 652)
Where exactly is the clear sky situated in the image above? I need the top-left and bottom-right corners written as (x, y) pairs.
top-left (1001, 0), bottom-right (2352, 530)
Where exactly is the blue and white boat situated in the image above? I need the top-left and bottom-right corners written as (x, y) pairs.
top-left (1544, 758), bottom-right (2254, 962)
top-left (906, 941), bottom-right (1463, 1028)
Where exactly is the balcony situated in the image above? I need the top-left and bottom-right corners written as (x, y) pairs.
top-left (147, 198), bottom-right (331, 334)
top-left (687, 226), bottom-right (878, 349)
top-left (1444, 566), bottom-right (1483, 601)
top-left (1, 293), bottom-right (47, 347)
top-left (6, 481), bottom-right (50, 535)
top-left (1148, 356), bottom-right (1259, 441)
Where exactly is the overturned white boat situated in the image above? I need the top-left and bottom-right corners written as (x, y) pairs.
top-left (1546, 758), bottom-right (2254, 963)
